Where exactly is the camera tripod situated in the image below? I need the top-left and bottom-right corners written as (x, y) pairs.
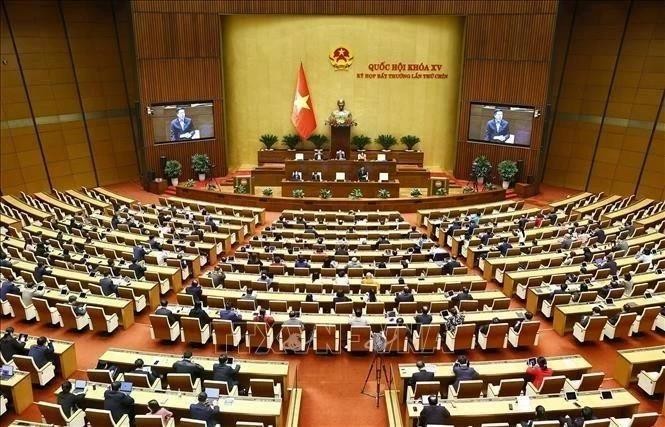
top-left (360, 353), bottom-right (392, 407)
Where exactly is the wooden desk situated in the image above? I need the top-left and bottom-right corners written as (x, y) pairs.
top-left (65, 189), bottom-right (110, 210)
top-left (416, 200), bottom-right (521, 226)
top-left (404, 388), bottom-right (638, 427)
top-left (0, 213), bottom-right (22, 232)
top-left (0, 370), bottom-right (33, 414)
top-left (11, 259), bottom-right (159, 311)
top-left (99, 348), bottom-right (291, 392)
top-left (34, 192), bottom-right (83, 216)
top-left (92, 187), bottom-right (135, 205)
top-left (603, 199), bottom-right (654, 222)
top-left (282, 179), bottom-right (401, 198)
top-left (574, 195), bottom-right (622, 216)
top-left (40, 288), bottom-right (135, 328)
top-left (166, 196), bottom-right (265, 224)
top-left (281, 209), bottom-right (402, 221)
top-left (284, 159), bottom-right (397, 182)
top-left (72, 382), bottom-right (282, 426)
top-left (525, 270), bottom-right (665, 314)
top-left (19, 335), bottom-right (78, 378)
top-left (552, 293), bottom-right (665, 335)
top-left (397, 354), bottom-right (591, 397)
top-left (148, 179), bottom-right (168, 195)
top-left (549, 192), bottom-right (593, 210)
top-left (1, 195), bottom-right (52, 221)
top-left (636, 210), bottom-right (665, 229)
top-left (614, 345), bottom-right (665, 387)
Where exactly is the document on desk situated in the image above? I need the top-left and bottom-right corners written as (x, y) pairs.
top-left (517, 395), bottom-right (531, 411)
top-left (424, 364), bottom-right (437, 373)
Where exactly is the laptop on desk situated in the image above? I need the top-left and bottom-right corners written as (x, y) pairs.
top-left (205, 387), bottom-right (220, 402)
top-left (119, 381), bottom-right (133, 395)
top-left (73, 380), bottom-right (87, 393)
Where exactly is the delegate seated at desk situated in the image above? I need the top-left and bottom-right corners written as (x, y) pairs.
top-left (311, 171), bottom-right (322, 182)
top-left (335, 150), bottom-right (346, 160)
top-left (358, 166), bottom-right (369, 182)
top-left (291, 171), bottom-right (303, 181)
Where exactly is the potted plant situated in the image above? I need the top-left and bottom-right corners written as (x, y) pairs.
top-left (292, 189), bottom-right (305, 198)
top-left (400, 135), bottom-right (420, 151)
top-left (262, 188), bottom-right (273, 197)
top-left (471, 155), bottom-right (492, 184)
top-left (485, 182), bottom-right (497, 191)
top-left (259, 134), bottom-right (279, 150)
top-left (233, 184), bottom-right (247, 194)
top-left (191, 153), bottom-right (211, 181)
top-left (348, 188), bottom-right (363, 199)
top-left (352, 134), bottom-right (371, 151)
top-left (282, 134), bottom-right (301, 151)
top-left (497, 160), bottom-right (518, 189)
top-left (375, 134), bottom-right (397, 151)
top-left (377, 189), bottom-right (390, 199)
top-left (308, 134), bottom-right (328, 150)
top-left (410, 188), bottom-right (423, 198)
top-left (183, 179), bottom-right (195, 188)
top-left (319, 188), bottom-right (332, 199)
top-left (164, 160), bottom-right (182, 187)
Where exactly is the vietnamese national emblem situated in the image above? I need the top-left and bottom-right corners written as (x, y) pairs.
top-left (329, 46), bottom-right (353, 71)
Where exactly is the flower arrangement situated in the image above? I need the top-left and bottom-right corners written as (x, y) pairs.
top-left (377, 189), bottom-right (390, 199)
top-left (292, 189), bottom-right (305, 198)
top-left (319, 188), bottom-right (332, 199)
top-left (262, 188), bottom-right (273, 197)
top-left (410, 188), bottom-right (423, 198)
top-left (348, 188), bottom-right (363, 199)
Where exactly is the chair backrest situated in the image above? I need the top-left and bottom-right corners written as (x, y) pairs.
top-left (37, 401), bottom-right (67, 424)
top-left (583, 316), bottom-right (608, 340)
top-left (179, 419), bottom-right (207, 427)
top-left (514, 320), bottom-right (540, 346)
top-left (611, 312), bottom-right (637, 338)
top-left (578, 291), bottom-right (597, 303)
top-left (398, 302), bottom-right (417, 314)
top-left (417, 324), bottom-right (441, 351)
top-left (348, 326), bottom-right (371, 352)
top-left (459, 299), bottom-right (479, 312)
top-left (149, 314), bottom-right (176, 339)
top-left (237, 299), bottom-right (256, 311)
top-left (236, 422), bottom-right (265, 427)
top-left (85, 408), bottom-right (118, 426)
top-left (281, 325), bottom-right (303, 343)
top-left (250, 378), bottom-right (275, 397)
top-left (13, 355), bottom-right (38, 374)
top-left (484, 323), bottom-right (509, 348)
top-left (412, 381), bottom-right (440, 398)
top-left (212, 319), bottom-right (238, 347)
top-left (246, 321), bottom-right (271, 348)
top-left (634, 306), bottom-right (660, 333)
top-left (538, 375), bottom-right (566, 393)
top-left (6, 294), bottom-right (28, 319)
top-left (624, 413), bottom-right (659, 427)
top-left (334, 301), bottom-right (353, 314)
top-left (582, 420), bottom-right (610, 427)
top-left (268, 300), bottom-right (288, 312)
top-left (136, 415), bottom-right (168, 427)
top-left (32, 297), bottom-right (54, 320)
top-left (576, 372), bottom-right (605, 391)
top-left (182, 316), bottom-right (205, 339)
top-left (124, 372), bottom-right (152, 388)
top-left (87, 306), bottom-right (112, 331)
top-left (489, 298), bottom-right (510, 310)
top-left (496, 378), bottom-right (524, 396)
top-left (167, 373), bottom-right (194, 391)
top-left (455, 380), bottom-right (484, 398)
top-left (551, 293), bottom-right (572, 306)
top-left (86, 369), bottom-right (115, 383)
top-left (315, 324), bottom-right (338, 352)
top-left (531, 422), bottom-right (561, 427)
top-left (384, 326), bottom-right (408, 352)
top-left (450, 323), bottom-right (476, 350)
top-left (365, 302), bottom-right (385, 314)
top-left (176, 293), bottom-right (194, 306)
top-left (301, 301), bottom-right (319, 313)
top-left (203, 379), bottom-right (232, 395)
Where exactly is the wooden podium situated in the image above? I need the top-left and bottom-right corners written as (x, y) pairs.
top-left (330, 125), bottom-right (351, 158)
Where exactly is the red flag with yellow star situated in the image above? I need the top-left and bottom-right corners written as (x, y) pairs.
top-left (291, 63), bottom-right (316, 140)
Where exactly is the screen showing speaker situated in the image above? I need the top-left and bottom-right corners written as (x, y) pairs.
top-left (151, 101), bottom-right (214, 144)
top-left (468, 103), bottom-right (535, 147)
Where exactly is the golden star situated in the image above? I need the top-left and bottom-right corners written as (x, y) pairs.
top-left (293, 91), bottom-right (310, 112)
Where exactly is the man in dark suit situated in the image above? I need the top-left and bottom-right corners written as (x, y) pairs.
top-left (169, 108), bottom-right (195, 141)
top-left (148, 235), bottom-right (163, 251)
top-left (173, 351), bottom-right (204, 381)
top-left (130, 358), bottom-right (159, 385)
top-left (0, 252), bottom-right (13, 268)
top-left (394, 286), bottom-right (415, 303)
top-left (33, 262), bottom-right (52, 283)
top-left (579, 306), bottom-right (603, 328)
top-left (188, 301), bottom-right (212, 328)
top-left (608, 303), bottom-right (633, 326)
top-left (189, 392), bottom-right (219, 427)
top-left (452, 355), bottom-right (479, 388)
top-left (0, 279), bottom-right (20, 301)
top-left (132, 245), bottom-right (146, 262)
top-left (408, 360), bottom-right (435, 387)
top-left (414, 307), bottom-right (432, 330)
top-left (128, 259), bottom-right (147, 279)
top-left (155, 299), bottom-right (177, 325)
top-left (27, 336), bottom-right (54, 368)
top-left (418, 395), bottom-right (450, 426)
top-left (219, 304), bottom-right (243, 324)
top-left (104, 381), bottom-right (135, 423)
top-left (497, 238), bottom-right (513, 256)
top-left (333, 291), bottom-right (352, 304)
top-left (484, 109), bottom-right (510, 142)
top-left (186, 281), bottom-right (203, 303)
top-left (513, 311), bottom-right (534, 332)
top-left (442, 257), bottom-right (462, 275)
top-left (57, 381), bottom-right (86, 417)
top-left (445, 221), bottom-right (462, 238)
top-left (99, 272), bottom-right (118, 297)
top-left (212, 355), bottom-right (241, 389)
top-left (545, 283), bottom-right (568, 302)
top-left (602, 253), bottom-right (618, 275)
top-left (358, 166), bottom-right (369, 182)
top-left (0, 327), bottom-right (26, 362)
top-left (210, 266), bottom-right (225, 287)
top-left (451, 287), bottom-right (473, 307)
top-left (521, 405), bottom-right (548, 427)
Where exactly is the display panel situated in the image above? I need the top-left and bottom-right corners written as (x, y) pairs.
top-left (151, 102), bottom-right (214, 143)
top-left (468, 103), bottom-right (535, 147)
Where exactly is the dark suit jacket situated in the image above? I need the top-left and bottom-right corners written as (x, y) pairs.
top-left (170, 117), bottom-right (194, 141)
top-left (408, 369), bottom-right (435, 387)
top-left (57, 391), bottom-right (85, 417)
top-left (155, 307), bottom-right (177, 325)
top-left (99, 277), bottom-right (118, 296)
top-left (395, 292), bottom-right (415, 303)
top-left (219, 309), bottom-right (242, 323)
top-left (0, 281), bottom-right (20, 301)
top-left (418, 405), bottom-right (451, 426)
top-left (212, 363), bottom-right (240, 387)
top-left (0, 335), bottom-right (26, 362)
top-left (190, 402), bottom-right (219, 427)
top-left (452, 364), bottom-right (479, 388)
top-left (415, 314), bottom-right (433, 325)
top-left (188, 306), bottom-right (212, 328)
top-left (129, 262), bottom-right (146, 279)
top-left (34, 266), bottom-right (51, 282)
top-left (132, 246), bottom-right (146, 262)
top-left (498, 242), bottom-right (513, 256)
top-left (442, 261), bottom-right (461, 275)
top-left (484, 119), bottom-right (510, 141)
top-left (173, 359), bottom-right (204, 380)
top-left (27, 343), bottom-right (54, 368)
top-left (332, 296), bottom-right (352, 304)
top-left (103, 389), bottom-right (135, 422)
top-left (186, 286), bottom-right (203, 303)
top-left (130, 367), bottom-right (158, 384)
top-left (602, 260), bottom-right (618, 275)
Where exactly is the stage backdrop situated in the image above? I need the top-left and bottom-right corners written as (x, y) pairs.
top-left (221, 15), bottom-right (463, 171)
